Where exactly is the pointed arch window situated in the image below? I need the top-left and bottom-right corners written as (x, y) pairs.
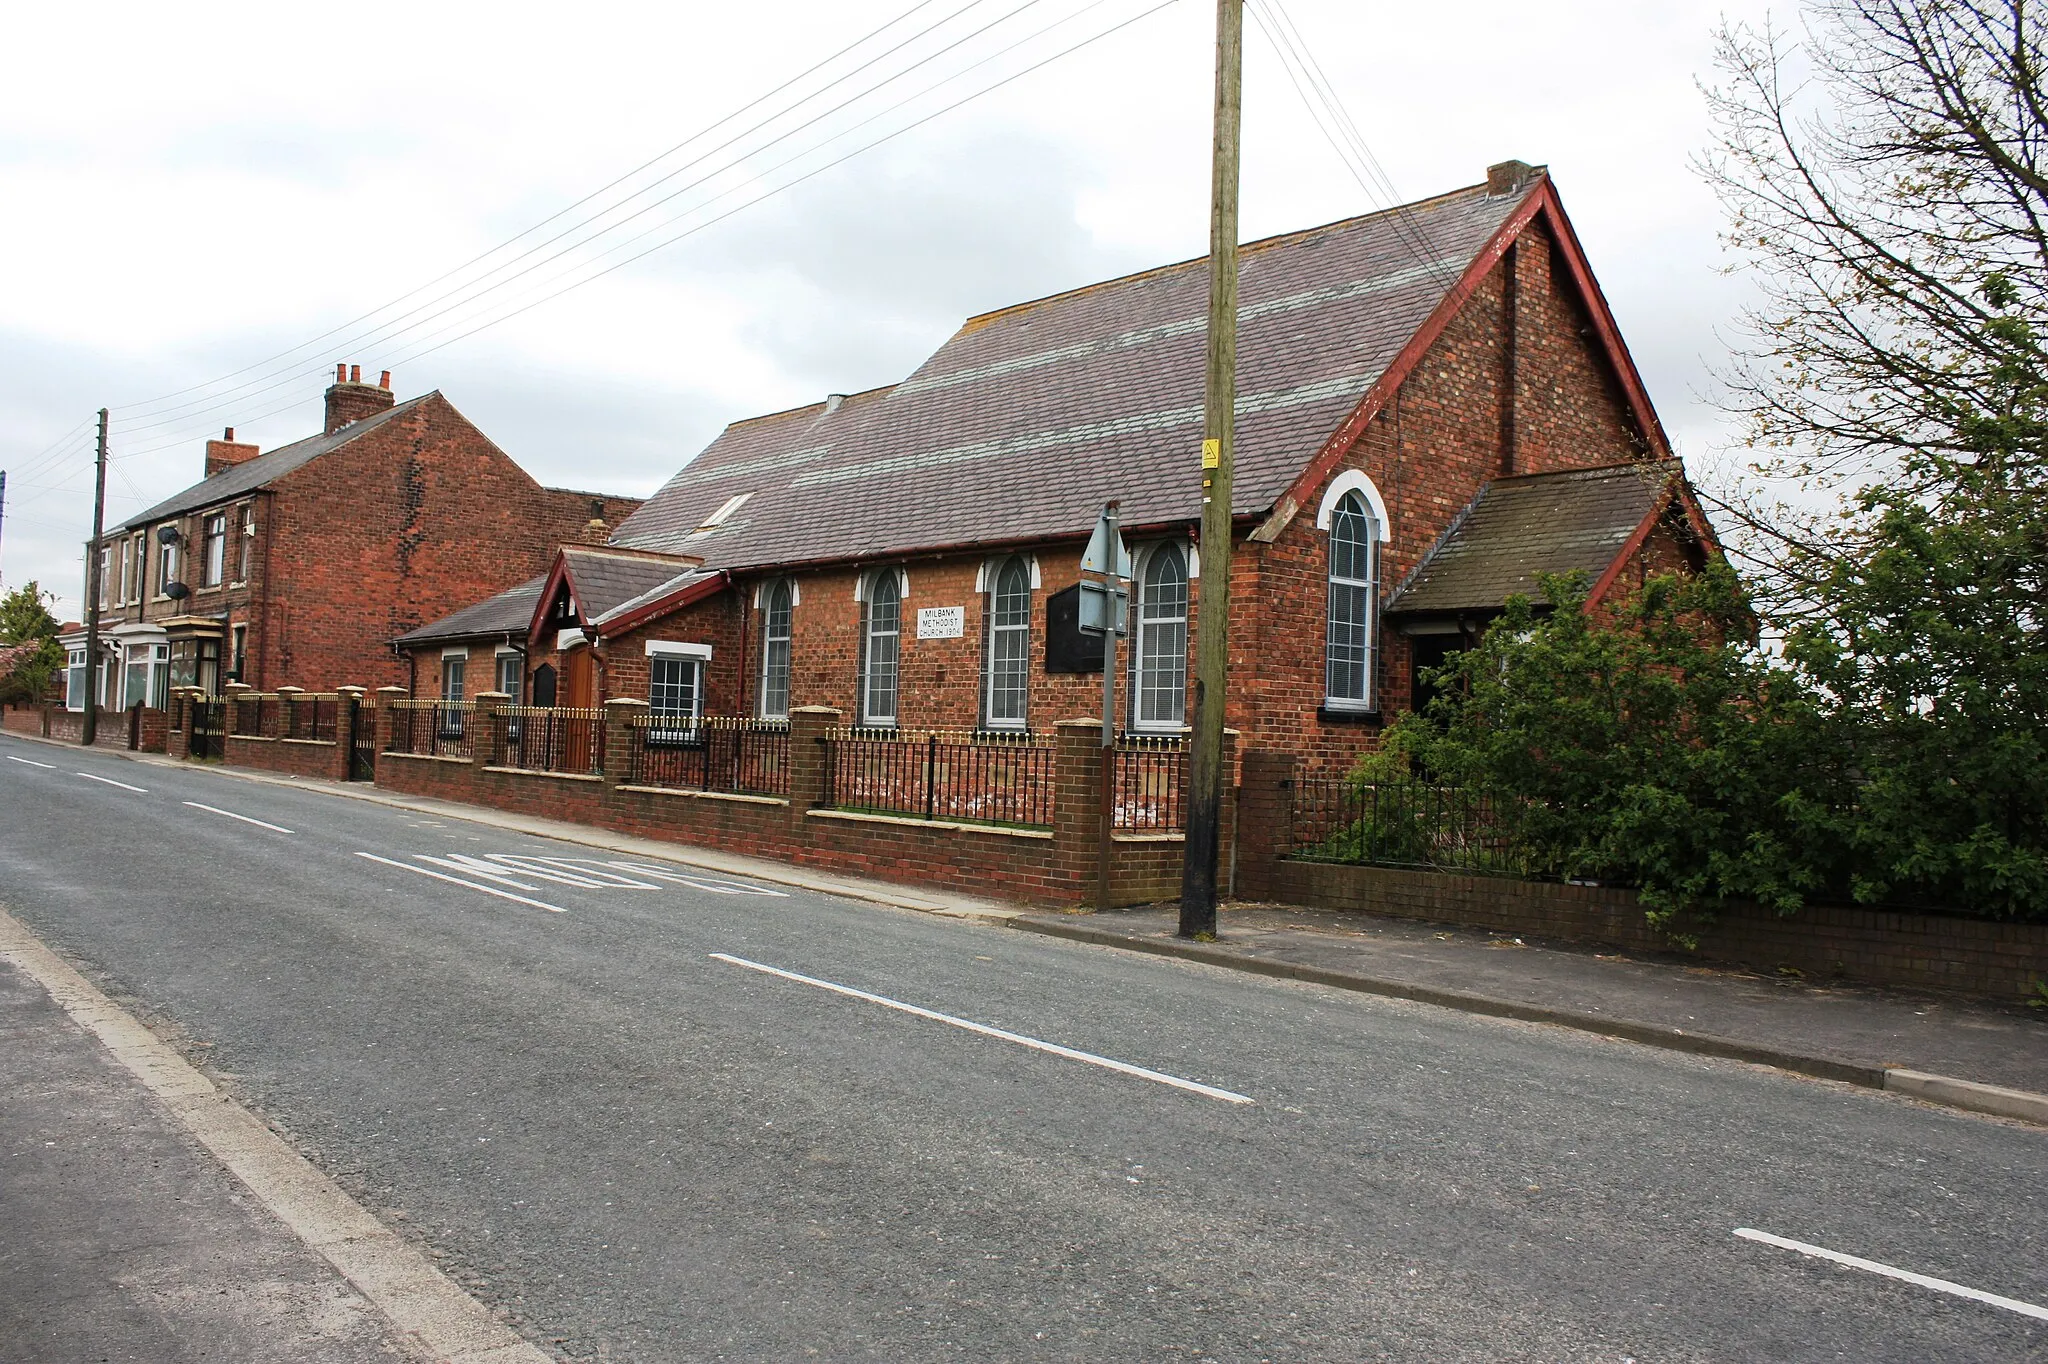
top-left (860, 571), bottom-right (900, 727)
top-left (983, 557), bottom-right (1032, 729)
top-left (759, 580), bottom-right (793, 720)
top-left (1133, 542), bottom-right (1189, 731)
top-left (1325, 490), bottom-right (1381, 709)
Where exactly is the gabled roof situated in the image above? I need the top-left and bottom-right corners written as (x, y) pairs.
top-left (395, 575), bottom-right (547, 648)
top-left (526, 545), bottom-right (712, 646)
top-left (1385, 461), bottom-right (1684, 616)
top-left (115, 393), bottom-right (437, 532)
top-left (608, 176), bottom-right (1604, 571)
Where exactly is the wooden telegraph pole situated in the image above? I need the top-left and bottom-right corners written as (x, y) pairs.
top-left (81, 408), bottom-right (108, 746)
top-left (1180, 0), bottom-right (1243, 938)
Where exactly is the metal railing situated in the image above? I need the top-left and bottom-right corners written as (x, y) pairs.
top-left (495, 705), bottom-right (606, 777)
top-left (281, 694), bottom-right (339, 742)
top-left (386, 698), bottom-right (474, 760)
top-left (824, 726), bottom-right (1055, 827)
top-left (627, 715), bottom-right (789, 796)
top-left (1288, 778), bottom-right (1526, 876)
top-left (231, 695), bottom-right (277, 738)
top-left (1112, 732), bottom-right (1189, 831)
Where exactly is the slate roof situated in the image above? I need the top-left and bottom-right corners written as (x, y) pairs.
top-left (610, 181), bottom-right (1526, 570)
top-left (1386, 461), bottom-right (1680, 616)
top-left (558, 547), bottom-right (708, 622)
top-left (115, 394), bottom-right (437, 532)
top-left (395, 575), bottom-right (546, 647)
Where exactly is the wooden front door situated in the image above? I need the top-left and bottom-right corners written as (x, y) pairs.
top-left (562, 647), bottom-right (598, 770)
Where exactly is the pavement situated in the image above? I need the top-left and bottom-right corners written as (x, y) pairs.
top-left (4, 729), bottom-right (2047, 1360)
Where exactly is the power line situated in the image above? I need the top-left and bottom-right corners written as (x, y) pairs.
top-left (107, 0), bottom-right (1061, 441)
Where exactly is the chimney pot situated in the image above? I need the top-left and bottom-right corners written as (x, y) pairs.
top-left (350, 364), bottom-right (361, 383)
top-left (223, 427), bottom-right (234, 441)
top-left (379, 370), bottom-right (391, 390)
top-left (337, 363), bottom-right (347, 383)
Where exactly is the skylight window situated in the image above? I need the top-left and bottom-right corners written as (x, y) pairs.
top-left (697, 492), bottom-right (752, 530)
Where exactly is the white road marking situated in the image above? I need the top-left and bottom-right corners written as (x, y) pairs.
top-left (513, 857), bottom-right (663, 889)
top-left (710, 952), bottom-right (1254, 1105)
top-left (355, 853), bottom-right (568, 914)
top-left (604, 861), bottom-right (790, 896)
top-left (183, 801), bottom-right (293, 834)
top-left (1735, 1228), bottom-right (2048, 1322)
top-left (6, 755), bottom-right (56, 769)
top-left (77, 772), bottom-right (148, 792)
top-left (477, 854), bottom-right (631, 889)
top-left (411, 855), bottom-right (546, 891)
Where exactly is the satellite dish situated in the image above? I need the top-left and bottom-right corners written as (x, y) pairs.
top-left (164, 582), bottom-right (190, 601)
top-left (156, 525), bottom-right (181, 545)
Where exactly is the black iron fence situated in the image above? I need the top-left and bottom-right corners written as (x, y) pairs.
top-left (1288, 778), bottom-right (1526, 876)
top-left (495, 705), bottom-right (606, 777)
top-left (230, 695), bottom-right (277, 738)
top-left (387, 699), bottom-right (473, 760)
top-left (281, 694), bottom-right (339, 742)
top-left (824, 727), bottom-right (1055, 827)
top-left (627, 716), bottom-right (790, 796)
top-left (1112, 733), bottom-right (1189, 831)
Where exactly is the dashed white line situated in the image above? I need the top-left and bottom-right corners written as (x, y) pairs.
top-left (1735, 1228), bottom-right (2048, 1322)
top-left (183, 801), bottom-right (293, 834)
top-left (355, 853), bottom-right (568, 914)
top-left (710, 952), bottom-right (1254, 1105)
top-left (6, 754), bottom-right (55, 769)
top-left (77, 772), bottom-right (148, 793)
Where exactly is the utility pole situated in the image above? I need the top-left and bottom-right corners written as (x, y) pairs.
top-left (1179, 0), bottom-right (1243, 938)
top-left (81, 409), bottom-right (108, 746)
top-left (0, 469), bottom-right (8, 586)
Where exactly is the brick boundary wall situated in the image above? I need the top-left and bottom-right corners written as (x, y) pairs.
top-left (357, 698), bottom-right (1233, 910)
top-left (28, 703), bottom-right (170, 752)
top-left (1236, 748), bottom-right (2048, 1001)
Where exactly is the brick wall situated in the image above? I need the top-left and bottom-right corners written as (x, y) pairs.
top-left (1234, 748), bottom-right (2048, 1000)
top-left (36, 705), bottom-right (168, 751)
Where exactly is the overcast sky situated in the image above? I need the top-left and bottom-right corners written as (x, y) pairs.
top-left (1, 0), bottom-right (1780, 621)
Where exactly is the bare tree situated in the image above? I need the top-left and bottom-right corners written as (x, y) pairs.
top-left (1699, 0), bottom-right (2048, 611)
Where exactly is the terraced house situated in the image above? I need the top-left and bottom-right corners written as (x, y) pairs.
top-left (66, 367), bottom-right (641, 716)
top-left (410, 161), bottom-right (1717, 773)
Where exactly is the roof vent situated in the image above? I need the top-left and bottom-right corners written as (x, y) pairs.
top-left (697, 492), bottom-right (752, 531)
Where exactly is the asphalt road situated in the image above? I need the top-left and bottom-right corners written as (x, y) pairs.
top-left (2, 731), bottom-right (2044, 1362)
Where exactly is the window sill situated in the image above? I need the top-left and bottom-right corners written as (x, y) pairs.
top-left (1317, 704), bottom-right (1381, 725)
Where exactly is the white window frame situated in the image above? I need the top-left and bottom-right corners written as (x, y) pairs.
top-left (439, 651), bottom-right (467, 737)
top-left (1317, 472), bottom-right (1389, 712)
top-left (494, 650), bottom-right (524, 706)
top-left (982, 556), bottom-right (1032, 730)
top-left (200, 512), bottom-right (227, 589)
top-left (234, 503), bottom-right (255, 585)
top-left (860, 569), bottom-right (901, 728)
top-left (759, 580), bottom-right (793, 720)
top-left (156, 536), bottom-right (178, 599)
top-left (647, 648), bottom-right (706, 742)
top-left (66, 649), bottom-right (87, 711)
top-left (1131, 541), bottom-right (1190, 732)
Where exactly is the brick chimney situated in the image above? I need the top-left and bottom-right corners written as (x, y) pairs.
top-left (1487, 160), bottom-right (1541, 197)
top-left (581, 498), bottom-right (610, 545)
top-left (323, 362), bottom-right (396, 434)
top-left (204, 426), bottom-right (260, 478)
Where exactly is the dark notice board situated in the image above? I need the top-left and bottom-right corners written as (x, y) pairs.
top-left (1044, 584), bottom-right (1102, 674)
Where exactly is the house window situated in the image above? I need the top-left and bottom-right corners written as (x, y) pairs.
top-left (983, 557), bottom-right (1031, 729)
top-left (860, 571), bottom-right (900, 727)
top-left (156, 536), bottom-right (178, 596)
top-left (96, 545), bottom-right (111, 609)
top-left (150, 644), bottom-right (169, 709)
top-left (235, 504), bottom-right (254, 583)
top-left (1133, 542), bottom-right (1189, 731)
top-left (759, 581), bottom-right (792, 720)
top-left (66, 650), bottom-right (86, 711)
top-left (440, 655), bottom-right (466, 737)
top-left (230, 624), bottom-right (247, 684)
top-left (124, 644), bottom-right (150, 710)
top-left (200, 514), bottom-right (227, 588)
top-left (130, 533), bottom-right (145, 601)
top-left (649, 655), bottom-right (704, 740)
top-left (496, 653), bottom-right (523, 705)
top-left (1325, 490), bottom-right (1380, 709)
top-left (117, 539), bottom-right (133, 605)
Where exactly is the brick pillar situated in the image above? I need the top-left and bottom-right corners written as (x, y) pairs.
top-left (472, 692), bottom-right (509, 768)
top-left (335, 686), bottom-right (366, 781)
top-left (223, 681), bottom-right (252, 742)
top-left (373, 686), bottom-right (407, 762)
top-left (785, 706), bottom-right (841, 832)
top-left (1052, 717), bottom-right (1107, 908)
top-left (165, 689), bottom-right (191, 760)
top-left (602, 697), bottom-right (646, 789)
top-left (1233, 748), bottom-right (1296, 899)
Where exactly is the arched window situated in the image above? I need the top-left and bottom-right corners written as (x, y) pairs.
top-left (1133, 542), bottom-right (1189, 730)
top-left (860, 571), bottom-right (900, 727)
top-left (759, 581), bottom-right (793, 719)
top-left (1325, 490), bottom-right (1380, 709)
top-left (983, 557), bottom-right (1031, 729)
